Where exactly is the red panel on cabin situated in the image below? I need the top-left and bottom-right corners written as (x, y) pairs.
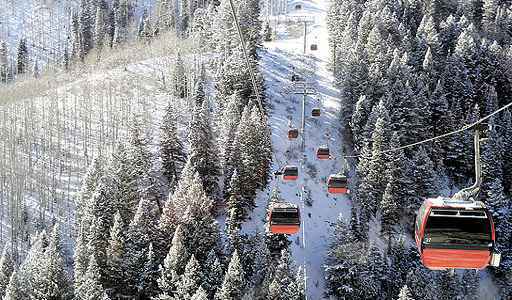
top-left (328, 187), bottom-right (348, 194)
top-left (283, 175), bottom-right (298, 181)
top-left (270, 224), bottom-right (300, 235)
top-left (421, 248), bottom-right (491, 270)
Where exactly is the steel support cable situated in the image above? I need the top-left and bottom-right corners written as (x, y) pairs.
top-left (343, 101), bottom-right (512, 159)
top-left (227, 0), bottom-right (266, 119)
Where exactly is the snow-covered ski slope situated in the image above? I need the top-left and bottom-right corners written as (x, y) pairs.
top-left (245, 0), bottom-right (351, 298)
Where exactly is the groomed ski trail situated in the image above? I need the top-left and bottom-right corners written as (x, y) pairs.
top-left (243, 0), bottom-right (352, 298)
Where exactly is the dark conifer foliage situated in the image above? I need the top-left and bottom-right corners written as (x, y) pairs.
top-left (16, 38), bottom-right (28, 75)
top-left (327, 0), bottom-right (512, 296)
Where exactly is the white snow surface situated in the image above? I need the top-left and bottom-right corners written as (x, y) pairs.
top-left (243, 1), bottom-right (352, 298)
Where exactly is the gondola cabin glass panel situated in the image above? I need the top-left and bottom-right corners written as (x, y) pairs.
top-left (282, 166), bottom-right (298, 181)
top-left (288, 128), bottom-right (299, 139)
top-left (327, 174), bottom-right (348, 194)
top-left (316, 146), bottom-right (330, 160)
top-left (312, 108), bottom-right (321, 117)
top-left (269, 205), bottom-right (300, 234)
top-left (415, 198), bottom-right (498, 270)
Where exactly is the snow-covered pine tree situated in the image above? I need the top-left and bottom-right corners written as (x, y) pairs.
top-left (385, 132), bottom-right (414, 217)
top-left (411, 146), bottom-right (438, 201)
top-left (0, 41), bottom-right (8, 83)
top-left (501, 109), bottom-right (512, 194)
top-left (325, 214), bottom-right (365, 298)
top-left (405, 265), bottom-right (437, 300)
top-left (188, 100), bottom-right (221, 199)
top-left (76, 254), bottom-right (105, 300)
top-left (363, 243), bottom-right (386, 298)
top-left (263, 22), bottom-right (272, 42)
top-left (124, 197), bottom-right (160, 295)
top-left (212, 0), bottom-right (238, 66)
top-left (156, 0), bottom-right (176, 32)
top-left (358, 102), bottom-right (390, 224)
top-left (192, 68), bottom-right (206, 106)
top-left (179, 0), bottom-right (190, 38)
top-left (33, 224), bottom-right (71, 299)
top-left (268, 249), bottom-right (302, 300)
top-left (191, 286), bottom-right (209, 300)
top-left (3, 270), bottom-right (22, 300)
top-left (105, 211), bottom-right (127, 295)
top-left (174, 52), bottom-right (188, 98)
top-left (175, 255), bottom-right (204, 299)
top-left (109, 142), bottom-right (140, 224)
top-left (350, 95), bottom-right (371, 151)
top-left (160, 101), bottom-right (186, 188)
top-left (293, 266), bottom-right (305, 300)
top-left (190, 8), bottom-right (210, 52)
top-left (127, 116), bottom-right (152, 179)
top-left (397, 285), bottom-right (414, 300)
top-left (249, 232), bottom-right (271, 286)
top-left (94, 0), bottom-right (108, 54)
top-left (71, 12), bottom-right (82, 59)
top-left (460, 270), bottom-right (479, 300)
top-left (202, 249), bottom-right (223, 298)
top-left (380, 182), bottom-right (399, 236)
top-left (74, 225), bottom-right (90, 294)
top-left (437, 271), bottom-right (459, 300)
top-left (226, 169), bottom-right (244, 232)
top-left (113, 0), bottom-right (129, 45)
top-left (76, 155), bottom-right (104, 236)
top-left (79, 0), bottom-right (95, 57)
top-left (157, 224), bottom-right (189, 298)
top-left (228, 106), bottom-right (266, 211)
top-left (216, 249), bottom-right (246, 300)
top-left (88, 172), bottom-right (119, 273)
top-left (251, 108), bottom-right (272, 189)
top-left (12, 231), bottom-right (47, 299)
top-left (482, 116), bottom-right (504, 198)
top-left (178, 173), bottom-right (220, 261)
top-left (137, 243), bottom-right (159, 299)
top-left (157, 160), bottom-right (196, 257)
top-left (238, 0), bottom-right (262, 58)
top-left (0, 246), bottom-right (14, 298)
top-left (32, 60), bottom-right (39, 78)
top-left (16, 38), bottom-right (28, 75)
top-left (220, 92), bottom-right (243, 188)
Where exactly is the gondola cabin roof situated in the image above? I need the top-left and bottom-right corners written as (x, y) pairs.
top-left (425, 197), bottom-right (487, 210)
top-left (328, 174), bottom-right (347, 181)
top-left (269, 202), bottom-right (299, 210)
top-left (283, 165), bottom-right (298, 172)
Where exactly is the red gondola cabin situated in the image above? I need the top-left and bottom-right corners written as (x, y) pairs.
top-left (288, 128), bottom-right (299, 139)
top-left (316, 146), bottom-right (330, 160)
top-left (312, 108), bottom-right (321, 117)
top-left (415, 197), bottom-right (501, 270)
top-left (268, 203), bottom-right (300, 234)
top-left (327, 174), bottom-right (348, 194)
top-left (282, 165), bottom-right (298, 181)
